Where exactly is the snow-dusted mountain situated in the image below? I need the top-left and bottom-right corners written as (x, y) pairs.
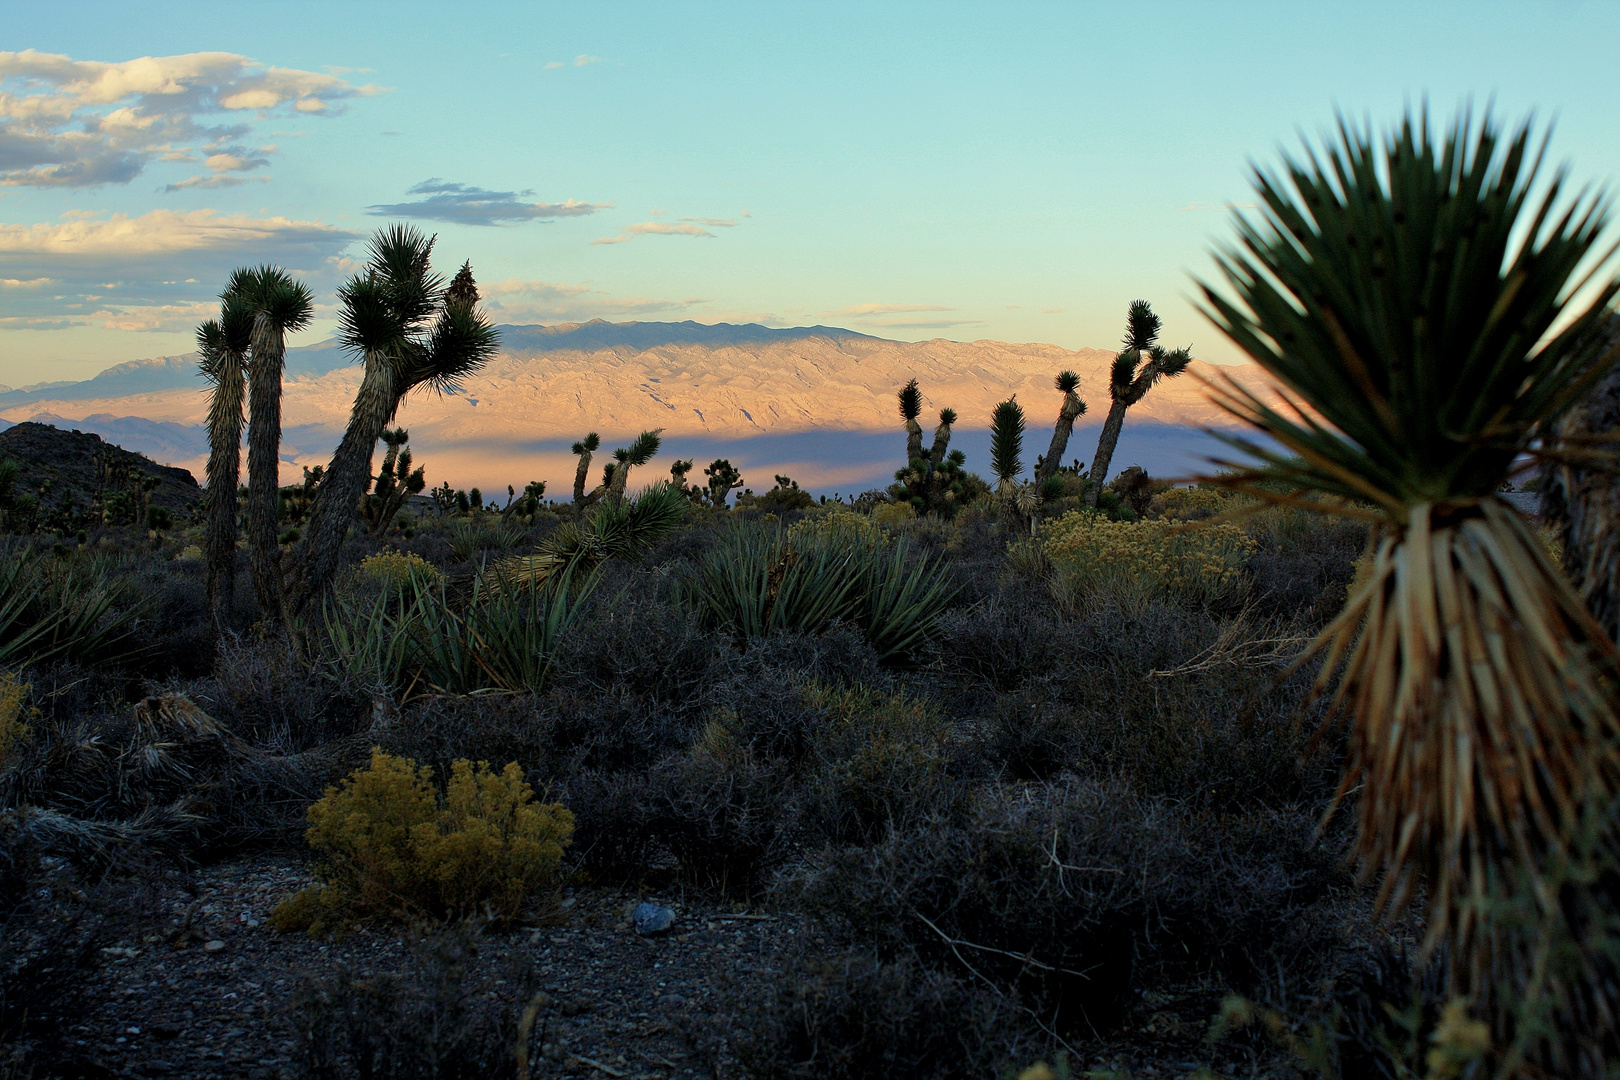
top-left (0, 320), bottom-right (1281, 496)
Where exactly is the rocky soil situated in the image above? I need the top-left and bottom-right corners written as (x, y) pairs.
top-left (61, 855), bottom-right (813, 1080)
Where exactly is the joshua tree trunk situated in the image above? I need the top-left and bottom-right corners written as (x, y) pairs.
top-left (1038, 391), bottom-right (1086, 483)
top-left (204, 352), bottom-right (245, 626)
top-left (572, 450), bottom-right (592, 506)
top-left (1084, 399), bottom-right (1130, 505)
top-left (288, 354), bottom-right (400, 617)
top-left (905, 418), bottom-right (924, 464)
top-left (928, 413), bottom-right (954, 467)
top-left (246, 321), bottom-right (286, 626)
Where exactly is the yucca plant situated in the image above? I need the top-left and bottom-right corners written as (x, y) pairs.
top-left (498, 480), bottom-right (689, 591)
top-left (196, 293), bottom-right (253, 624)
top-left (1036, 371), bottom-right (1087, 483)
top-left (1198, 108), bottom-right (1620, 1074)
top-left (289, 226), bottom-right (500, 617)
top-left (1085, 301), bottom-right (1190, 507)
top-left (989, 397), bottom-right (1025, 490)
top-left (0, 550), bottom-right (143, 667)
top-left (227, 265), bottom-right (315, 628)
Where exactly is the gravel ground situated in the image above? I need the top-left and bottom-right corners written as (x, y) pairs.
top-left (63, 855), bottom-right (814, 1080)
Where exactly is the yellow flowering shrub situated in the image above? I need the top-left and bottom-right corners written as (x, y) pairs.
top-left (871, 501), bottom-right (915, 526)
top-left (270, 749), bottom-right (573, 934)
top-left (0, 674), bottom-right (30, 767)
top-left (787, 509), bottom-right (890, 552)
top-left (1040, 509), bottom-right (1257, 606)
top-left (1148, 485), bottom-right (1236, 521)
top-left (359, 548), bottom-right (440, 589)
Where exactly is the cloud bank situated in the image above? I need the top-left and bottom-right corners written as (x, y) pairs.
top-left (591, 216), bottom-right (740, 245)
top-left (366, 179), bottom-right (608, 226)
top-left (0, 48), bottom-right (382, 188)
top-left (0, 208), bottom-right (357, 331)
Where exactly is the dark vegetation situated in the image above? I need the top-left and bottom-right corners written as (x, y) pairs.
top-left (0, 419), bottom-right (1405, 1076)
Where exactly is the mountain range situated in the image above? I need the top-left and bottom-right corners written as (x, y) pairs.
top-left (0, 320), bottom-right (1283, 497)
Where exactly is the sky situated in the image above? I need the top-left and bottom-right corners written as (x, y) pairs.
top-left (3, 0), bottom-right (1620, 387)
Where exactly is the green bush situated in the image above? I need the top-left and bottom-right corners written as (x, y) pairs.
top-left (1040, 509), bottom-right (1257, 607)
top-left (358, 548), bottom-right (441, 588)
top-left (0, 674), bottom-right (28, 767)
top-left (271, 749), bottom-right (573, 933)
top-left (0, 550), bottom-right (142, 667)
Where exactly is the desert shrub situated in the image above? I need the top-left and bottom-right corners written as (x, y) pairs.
top-left (549, 594), bottom-right (732, 712)
top-left (1041, 510), bottom-right (1257, 607)
top-left (292, 929), bottom-right (542, 1080)
top-left (359, 548), bottom-right (441, 588)
top-left (1149, 485), bottom-right (1235, 521)
top-left (639, 745), bottom-right (790, 895)
top-left (0, 675), bottom-right (28, 767)
top-left (448, 518), bottom-right (526, 561)
top-left (929, 591), bottom-right (1063, 693)
top-left (786, 508), bottom-right (890, 551)
top-left (271, 750), bottom-right (573, 933)
top-left (728, 950), bottom-right (1030, 1079)
top-left (677, 523), bottom-right (956, 661)
top-left (871, 501), bottom-right (915, 526)
top-left (1243, 510), bottom-right (1367, 623)
top-left (794, 682), bottom-right (959, 845)
top-left (786, 780), bottom-right (1349, 1035)
top-left (192, 635), bottom-right (370, 753)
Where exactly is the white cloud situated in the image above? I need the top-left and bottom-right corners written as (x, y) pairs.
top-left (592, 221), bottom-right (724, 245)
top-left (0, 49), bottom-right (385, 188)
top-left (827, 302), bottom-right (956, 317)
top-left (545, 54), bottom-right (604, 70)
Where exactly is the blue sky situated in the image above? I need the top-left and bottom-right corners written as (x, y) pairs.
top-left (3, 0), bottom-right (1618, 385)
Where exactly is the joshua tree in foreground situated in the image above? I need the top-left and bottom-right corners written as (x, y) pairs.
top-left (704, 459), bottom-right (743, 507)
top-left (898, 379), bottom-right (924, 464)
top-left (196, 294), bottom-right (253, 625)
top-left (288, 225), bottom-right (499, 617)
top-left (228, 266), bottom-right (314, 628)
top-left (607, 429), bottom-right (662, 504)
top-left (1201, 108), bottom-right (1620, 1075)
top-left (1085, 302), bottom-right (1190, 506)
top-left (571, 433), bottom-right (600, 508)
top-left (1036, 371), bottom-right (1087, 483)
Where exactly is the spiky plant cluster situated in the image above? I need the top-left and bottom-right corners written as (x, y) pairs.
top-left (1199, 107), bottom-right (1620, 1074)
top-left (989, 398), bottom-right (1025, 488)
top-left (362, 427), bottom-right (426, 535)
top-left (571, 432), bottom-right (601, 507)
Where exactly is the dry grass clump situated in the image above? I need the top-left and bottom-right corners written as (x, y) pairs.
top-left (1039, 509), bottom-right (1256, 607)
top-left (785, 508), bottom-right (890, 551)
top-left (271, 749), bottom-right (573, 934)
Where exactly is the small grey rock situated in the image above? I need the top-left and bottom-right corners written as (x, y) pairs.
top-left (633, 902), bottom-right (675, 936)
top-left (203, 939), bottom-right (226, 953)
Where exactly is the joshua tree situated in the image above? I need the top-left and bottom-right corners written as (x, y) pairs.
top-left (1085, 302), bottom-right (1190, 506)
top-left (989, 397), bottom-right (1025, 492)
top-left (928, 408), bottom-right (955, 468)
top-left (1200, 108), bottom-right (1620, 1073)
top-left (704, 459), bottom-right (743, 507)
top-left (571, 433), bottom-right (600, 508)
top-left (1036, 371), bottom-right (1087, 483)
top-left (196, 293), bottom-right (254, 624)
top-left (288, 225), bottom-right (499, 617)
top-left (898, 379), bottom-right (924, 464)
top-left (228, 266), bottom-right (314, 628)
top-left (607, 429), bottom-right (662, 504)
top-left (363, 427), bottom-right (425, 534)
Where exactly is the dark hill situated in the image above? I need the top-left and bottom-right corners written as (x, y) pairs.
top-left (0, 422), bottom-right (201, 528)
